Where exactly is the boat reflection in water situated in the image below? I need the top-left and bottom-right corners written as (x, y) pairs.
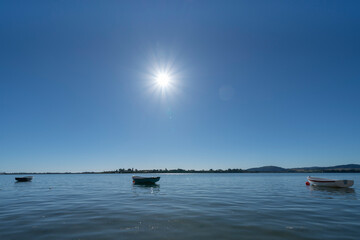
top-left (133, 183), bottom-right (159, 188)
top-left (309, 185), bottom-right (356, 200)
top-left (309, 185), bottom-right (355, 194)
top-left (132, 182), bottom-right (160, 195)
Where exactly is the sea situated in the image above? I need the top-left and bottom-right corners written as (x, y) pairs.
top-left (0, 173), bottom-right (359, 240)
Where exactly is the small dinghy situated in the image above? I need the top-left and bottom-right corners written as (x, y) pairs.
top-left (15, 176), bottom-right (33, 182)
top-left (307, 176), bottom-right (354, 188)
top-left (132, 176), bottom-right (160, 184)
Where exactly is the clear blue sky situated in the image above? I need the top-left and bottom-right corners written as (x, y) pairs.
top-left (1, 1), bottom-right (359, 172)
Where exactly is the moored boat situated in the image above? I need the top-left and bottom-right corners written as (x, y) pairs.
top-left (15, 176), bottom-right (33, 182)
top-left (307, 176), bottom-right (354, 188)
top-left (132, 176), bottom-right (160, 184)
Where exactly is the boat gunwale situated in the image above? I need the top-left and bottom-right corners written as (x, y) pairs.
top-left (308, 180), bottom-right (336, 183)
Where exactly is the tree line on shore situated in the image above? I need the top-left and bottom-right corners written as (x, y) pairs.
top-left (101, 168), bottom-right (360, 174)
top-left (102, 168), bottom-right (247, 174)
top-left (2, 164), bottom-right (360, 175)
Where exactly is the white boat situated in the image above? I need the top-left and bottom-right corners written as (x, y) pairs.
top-left (307, 176), bottom-right (354, 188)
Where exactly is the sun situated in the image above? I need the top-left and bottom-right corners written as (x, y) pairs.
top-left (146, 60), bottom-right (179, 99)
top-left (156, 72), bottom-right (171, 88)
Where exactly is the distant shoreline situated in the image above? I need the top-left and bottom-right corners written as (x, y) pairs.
top-left (2, 165), bottom-right (360, 175)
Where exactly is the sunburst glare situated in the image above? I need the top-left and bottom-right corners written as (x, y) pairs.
top-left (155, 72), bottom-right (171, 88)
top-left (143, 49), bottom-right (183, 102)
top-left (147, 66), bottom-right (179, 99)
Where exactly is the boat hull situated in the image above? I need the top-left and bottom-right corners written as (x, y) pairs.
top-left (307, 176), bottom-right (353, 188)
top-left (132, 176), bottom-right (160, 184)
top-left (15, 176), bottom-right (33, 182)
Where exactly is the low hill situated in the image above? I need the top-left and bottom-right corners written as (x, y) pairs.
top-left (327, 164), bottom-right (360, 169)
top-left (292, 164), bottom-right (360, 172)
top-left (246, 164), bottom-right (360, 173)
top-left (247, 166), bottom-right (287, 172)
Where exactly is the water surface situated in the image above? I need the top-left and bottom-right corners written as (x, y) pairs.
top-left (0, 173), bottom-right (359, 239)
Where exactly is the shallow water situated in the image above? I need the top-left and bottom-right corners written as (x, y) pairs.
top-left (0, 173), bottom-right (359, 240)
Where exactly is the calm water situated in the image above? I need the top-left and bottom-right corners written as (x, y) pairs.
top-left (0, 173), bottom-right (359, 240)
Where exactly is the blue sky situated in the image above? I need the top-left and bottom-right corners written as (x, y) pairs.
top-left (1, 1), bottom-right (359, 172)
